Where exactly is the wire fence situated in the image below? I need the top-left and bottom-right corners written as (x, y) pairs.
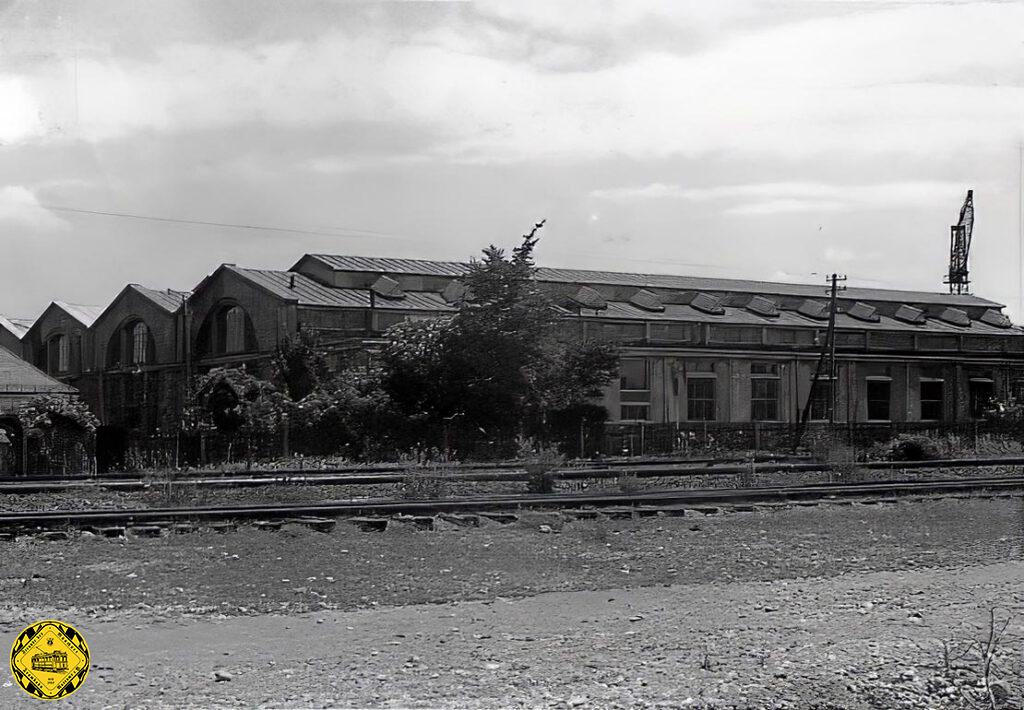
top-left (72, 418), bottom-right (1024, 473)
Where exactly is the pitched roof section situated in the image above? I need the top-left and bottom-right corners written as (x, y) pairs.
top-left (894, 304), bottom-right (927, 325)
top-left (53, 302), bottom-right (104, 328)
top-left (628, 289), bottom-right (665, 312)
top-left (295, 254), bottom-right (1003, 308)
top-left (229, 267), bottom-right (454, 312)
top-left (0, 346), bottom-right (75, 394)
top-left (0, 315), bottom-right (32, 339)
top-left (299, 254), bottom-right (470, 277)
top-left (133, 285), bottom-right (189, 314)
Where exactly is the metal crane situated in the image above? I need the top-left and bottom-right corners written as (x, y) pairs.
top-left (945, 189), bottom-right (974, 294)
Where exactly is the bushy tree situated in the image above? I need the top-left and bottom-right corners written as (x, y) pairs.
top-left (379, 221), bottom-right (619, 447)
top-left (270, 328), bottom-right (332, 401)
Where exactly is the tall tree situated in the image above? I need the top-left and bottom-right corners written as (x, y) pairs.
top-left (380, 221), bottom-right (619, 446)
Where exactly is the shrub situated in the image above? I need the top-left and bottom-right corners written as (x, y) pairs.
top-left (886, 434), bottom-right (941, 462)
top-left (517, 436), bottom-right (563, 494)
top-left (398, 451), bottom-right (453, 499)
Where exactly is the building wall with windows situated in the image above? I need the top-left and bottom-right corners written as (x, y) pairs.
top-left (22, 303), bottom-right (103, 384)
top-left (25, 253), bottom-right (1024, 445)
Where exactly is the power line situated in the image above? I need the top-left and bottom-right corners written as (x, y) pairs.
top-left (39, 204), bottom-right (415, 241)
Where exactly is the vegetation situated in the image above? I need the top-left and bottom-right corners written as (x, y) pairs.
top-left (181, 223), bottom-right (620, 463)
top-left (379, 223), bottom-right (619, 453)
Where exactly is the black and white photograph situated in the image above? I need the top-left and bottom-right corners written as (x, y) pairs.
top-left (3, 1), bottom-right (1024, 707)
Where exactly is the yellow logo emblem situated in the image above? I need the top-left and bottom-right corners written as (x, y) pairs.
top-left (10, 620), bottom-right (90, 700)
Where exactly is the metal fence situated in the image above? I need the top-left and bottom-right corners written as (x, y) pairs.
top-left (89, 418), bottom-right (1024, 472)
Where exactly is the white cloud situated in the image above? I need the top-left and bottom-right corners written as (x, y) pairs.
top-left (0, 186), bottom-right (68, 230)
top-left (1, 0), bottom-right (1022, 165)
top-left (591, 180), bottom-right (973, 214)
top-left (0, 77), bottom-right (43, 144)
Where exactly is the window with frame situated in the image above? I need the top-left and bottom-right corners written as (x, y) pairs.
top-left (919, 379), bottom-right (944, 421)
top-left (969, 378), bottom-right (994, 419)
top-left (1012, 378), bottom-right (1024, 401)
top-left (620, 359), bottom-right (648, 391)
top-left (620, 404), bottom-right (650, 421)
top-left (751, 377), bottom-right (779, 421)
top-left (131, 322), bottom-right (149, 365)
top-left (809, 377), bottom-right (834, 421)
top-left (687, 377), bottom-right (716, 421)
top-left (593, 322), bottom-right (645, 342)
top-left (649, 323), bottom-right (689, 342)
top-left (47, 335), bottom-right (69, 374)
top-left (224, 306), bottom-right (246, 354)
top-left (866, 378), bottom-right (891, 421)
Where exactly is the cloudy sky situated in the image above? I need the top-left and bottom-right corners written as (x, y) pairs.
top-left (2, 0), bottom-right (1024, 320)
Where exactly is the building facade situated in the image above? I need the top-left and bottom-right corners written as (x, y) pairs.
top-left (5, 254), bottom-right (1023, 462)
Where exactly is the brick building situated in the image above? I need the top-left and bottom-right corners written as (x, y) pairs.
top-left (7, 253), bottom-right (1024, 463)
top-left (0, 315), bottom-right (32, 356)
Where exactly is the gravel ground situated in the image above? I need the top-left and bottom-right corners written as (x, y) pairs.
top-left (1, 497), bottom-right (1023, 708)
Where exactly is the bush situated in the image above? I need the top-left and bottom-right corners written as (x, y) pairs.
top-left (517, 436), bottom-right (563, 494)
top-left (885, 434), bottom-right (941, 462)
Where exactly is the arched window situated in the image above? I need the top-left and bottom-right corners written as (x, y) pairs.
top-left (224, 306), bottom-right (245, 354)
top-left (47, 334), bottom-right (68, 374)
top-left (197, 302), bottom-right (255, 357)
top-left (131, 322), bottom-right (149, 365)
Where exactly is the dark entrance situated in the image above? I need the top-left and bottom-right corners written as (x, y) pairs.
top-left (96, 425), bottom-right (129, 473)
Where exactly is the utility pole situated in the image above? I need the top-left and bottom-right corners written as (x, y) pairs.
top-left (793, 273), bottom-right (846, 451)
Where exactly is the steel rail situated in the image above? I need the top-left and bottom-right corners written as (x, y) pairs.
top-left (2, 475), bottom-right (1022, 530)
top-left (2, 455), bottom-right (1024, 494)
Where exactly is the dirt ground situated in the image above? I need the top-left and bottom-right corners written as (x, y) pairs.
top-left (2, 497), bottom-right (1024, 708)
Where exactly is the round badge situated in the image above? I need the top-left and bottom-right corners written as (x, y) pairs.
top-left (10, 620), bottom-right (90, 700)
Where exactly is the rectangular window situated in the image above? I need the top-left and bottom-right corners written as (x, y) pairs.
top-left (919, 379), bottom-right (944, 421)
top-left (687, 377), bottom-right (716, 421)
top-left (969, 379), bottom-right (994, 419)
top-left (649, 323), bottom-right (689, 342)
top-left (809, 377), bottom-right (834, 421)
top-left (619, 404), bottom-right (650, 421)
top-left (1012, 379), bottom-right (1024, 401)
top-left (58, 336), bottom-right (69, 373)
top-left (620, 359), bottom-right (648, 391)
top-left (866, 378), bottom-right (891, 421)
top-left (593, 322), bottom-right (645, 342)
top-left (709, 326), bottom-right (762, 344)
top-left (751, 377), bottom-right (779, 421)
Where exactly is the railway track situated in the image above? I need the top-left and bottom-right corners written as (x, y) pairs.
top-left (2, 455), bottom-right (1024, 494)
top-left (2, 475), bottom-right (1022, 536)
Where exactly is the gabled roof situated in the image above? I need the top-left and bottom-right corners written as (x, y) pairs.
top-left (226, 266), bottom-right (454, 312)
top-left (52, 302), bottom-right (104, 328)
top-left (0, 346), bottom-right (75, 394)
top-left (133, 285), bottom-right (189, 314)
top-left (294, 253), bottom-right (1003, 309)
top-left (0, 315), bottom-right (33, 339)
top-left (92, 284), bottom-right (190, 328)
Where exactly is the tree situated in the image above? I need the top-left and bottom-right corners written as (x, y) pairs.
top-left (189, 366), bottom-right (291, 464)
top-left (379, 221), bottom-right (620, 449)
top-left (270, 328), bottom-right (331, 401)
